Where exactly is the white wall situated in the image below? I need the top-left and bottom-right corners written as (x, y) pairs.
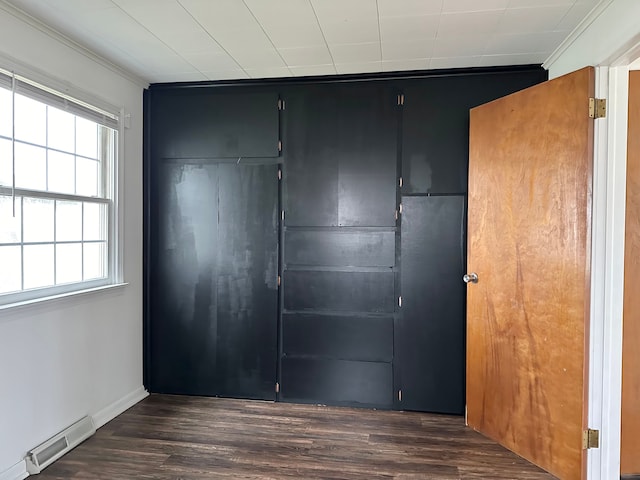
top-left (0, 4), bottom-right (146, 478)
top-left (545, 0), bottom-right (640, 79)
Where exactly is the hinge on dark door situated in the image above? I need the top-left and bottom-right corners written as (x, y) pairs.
top-left (278, 99), bottom-right (285, 110)
top-left (398, 390), bottom-right (402, 402)
top-left (278, 140), bottom-right (282, 152)
top-left (397, 94), bottom-right (405, 106)
top-left (278, 169), bottom-right (282, 180)
top-left (275, 382), bottom-right (280, 393)
top-left (277, 275), bottom-right (281, 287)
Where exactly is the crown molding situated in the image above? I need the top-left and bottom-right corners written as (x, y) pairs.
top-left (0, 0), bottom-right (149, 89)
top-left (543, 0), bottom-right (614, 71)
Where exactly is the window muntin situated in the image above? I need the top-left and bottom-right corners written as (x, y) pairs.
top-left (0, 70), bottom-right (117, 305)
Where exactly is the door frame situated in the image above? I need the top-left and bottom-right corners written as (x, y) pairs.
top-left (588, 41), bottom-right (640, 479)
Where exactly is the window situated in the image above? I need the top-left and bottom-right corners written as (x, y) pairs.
top-left (0, 69), bottom-right (119, 305)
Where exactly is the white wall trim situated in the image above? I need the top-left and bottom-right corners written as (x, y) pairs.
top-left (0, 0), bottom-right (148, 89)
top-left (0, 461), bottom-right (28, 480)
top-left (543, 0), bottom-right (614, 70)
top-left (92, 386), bottom-right (149, 430)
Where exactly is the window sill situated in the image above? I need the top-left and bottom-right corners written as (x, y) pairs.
top-left (0, 282), bottom-right (129, 315)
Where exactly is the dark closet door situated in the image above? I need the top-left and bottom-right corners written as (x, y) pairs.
top-left (148, 161), bottom-right (278, 400)
top-left (280, 83), bottom-right (398, 408)
top-left (399, 196), bottom-right (466, 414)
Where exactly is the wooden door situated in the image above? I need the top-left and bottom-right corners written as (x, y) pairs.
top-left (621, 69), bottom-right (640, 475)
top-left (466, 67), bottom-right (594, 480)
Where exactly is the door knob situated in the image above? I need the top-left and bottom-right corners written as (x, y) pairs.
top-left (463, 272), bottom-right (478, 284)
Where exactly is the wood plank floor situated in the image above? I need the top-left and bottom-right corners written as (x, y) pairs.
top-left (39, 394), bottom-right (556, 479)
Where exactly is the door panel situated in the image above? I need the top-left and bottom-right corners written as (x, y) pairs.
top-left (399, 196), bottom-right (466, 414)
top-left (621, 69), bottom-right (640, 475)
top-left (466, 67), bottom-right (593, 480)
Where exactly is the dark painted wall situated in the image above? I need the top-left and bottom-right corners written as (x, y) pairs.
top-left (144, 66), bottom-right (548, 414)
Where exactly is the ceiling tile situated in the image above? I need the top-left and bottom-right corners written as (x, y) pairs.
top-left (381, 58), bottom-right (429, 72)
top-left (202, 69), bottom-right (250, 81)
top-left (379, 15), bottom-right (439, 43)
top-left (485, 31), bottom-right (569, 55)
top-left (261, 24), bottom-right (326, 49)
top-left (243, 0), bottom-right (318, 26)
top-left (210, 27), bottom-right (274, 51)
top-left (432, 35), bottom-right (488, 57)
top-left (497, 5), bottom-right (573, 34)
top-left (377, 0), bottom-right (443, 18)
top-left (429, 55), bottom-right (482, 69)
top-left (335, 61), bottom-right (383, 74)
top-left (382, 39), bottom-right (434, 60)
top-left (442, 0), bottom-right (509, 13)
top-left (157, 71), bottom-right (208, 83)
top-left (478, 53), bottom-right (548, 66)
top-left (330, 43), bottom-right (381, 64)
top-left (556, 2), bottom-right (598, 31)
top-left (321, 19), bottom-right (380, 45)
top-left (290, 64), bottom-right (337, 77)
top-left (311, 0), bottom-right (378, 23)
top-left (178, 0), bottom-right (255, 30)
top-left (229, 48), bottom-right (287, 69)
top-left (437, 11), bottom-right (503, 36)
top-left (278, 46), bottom-right (333, 66)
top-left (181, 51), bottom-right (241, 71)
top-left (245, 67), bottom-right (292, 79)
top-left (508, 0), bottom-right (574, 7)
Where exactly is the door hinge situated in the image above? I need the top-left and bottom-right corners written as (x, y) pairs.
top-left (398, 296), bottom-right (402, 307)
top-left (278, 140), bottom-right (282, 152)
top-left (281, 210), bottom-right (285, 221)
top-left (275, 382), bottom-right (280, 393)
top-left (399, 177), bottom-right (403, 187)
top-left (589, 98), bottom-right (606, 119)
top-left (278, 99), bottom-right (285, 110)
top-left (277, 275), bottom-right (281, 286)
top-left (398, 389), bottom-right (402, 401)
top-left (399, 203), bottom-right (403, 214)
top-left (397, 93), bottom-right (405, 106)
top-left (278, 169), bottom-right (282, 180)
top-left (583, 429), bottom-right (600, 449)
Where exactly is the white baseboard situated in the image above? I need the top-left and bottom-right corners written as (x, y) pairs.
top-left (0, 461), bottom-right (28, 480)
top-left (92, 386), bottom-right (149, 429)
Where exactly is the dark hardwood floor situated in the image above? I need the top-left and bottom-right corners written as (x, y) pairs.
top-left (38, 394), bottom-right (556, 479)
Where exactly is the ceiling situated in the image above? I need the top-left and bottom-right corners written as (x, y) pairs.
top-left (5, 0), bottom-right (600, 84)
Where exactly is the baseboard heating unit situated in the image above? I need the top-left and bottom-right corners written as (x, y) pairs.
top-left (25, 416), bottom-right (95, 474)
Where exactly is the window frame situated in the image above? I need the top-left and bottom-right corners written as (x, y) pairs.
top-left (0, 67), bottom-right (122, 307)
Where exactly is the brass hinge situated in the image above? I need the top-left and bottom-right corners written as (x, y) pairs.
top-left (399, 177), bottom-right (403, 187)
top-left (589, 98), bottom-right (606, 118)
top-left (278, 99), bottom-right (285, 110)
top-left (278, 140), bottom-right (282, 152)
top-left (275, 382), bottom-right (280, 393)
top-left (397, 93), bottom-right (405, 106)
top-left (583, 429), bottom-right (600, 449)
top-left (398, 390), bottom-right (402, 401)
top-left (277, 275), bottom-right (281, 286)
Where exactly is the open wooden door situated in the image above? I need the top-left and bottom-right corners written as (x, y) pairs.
top-left (621, 69), bottom-right (640, 476)
top-left (466, 67), bottom-right (594, 480)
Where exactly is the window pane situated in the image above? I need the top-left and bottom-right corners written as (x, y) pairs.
top-left (23, 197), bottom-right (54, 242)
top-left (0, 246), bottom-right (21, 293)
top-left (76, 117), bottom-right (98, 159)
top-left (83, 242), bottom-right (106, 280)
top-left (0, 138), bottom-right (11, 187)
top-left (83, 202), bottom-right (106, 241)
top-left (15, 142), bottom-right (46, 191)
top-left (23, 244), bottom-right (54, 289)
top-left (14, 94), bottom-right (46, 146)
top-left (56, 242), bottom-right (82, 284)
top-left (47, 107), bottom-right (75, 153)
top-left (0, 195), bottom-right (21, 243)
top-left (48, 150), bottom-right (75, 194)
top-left (56, 200), bottom-right (82, 241)
top-left (0, 87), bottom-right (11, 138)
top-left (76, 157), bottom-right (98, 196)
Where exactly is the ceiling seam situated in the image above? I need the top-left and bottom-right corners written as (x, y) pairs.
top-left (375, 0), bottom-right (383, 70)
top-left (308, 0), bottom-right (338, 75)
top-left (176, 0), bottom-right (249, 79)
top-left (241, 0), bottom-right (294, 78)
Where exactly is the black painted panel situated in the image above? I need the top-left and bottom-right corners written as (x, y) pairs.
top-left (148, 162), bottom-right (278, 399)
top-left (285, 230), bottom-right (395, 267)
top-left (281, 357), bottom-right (393, 408)
top-left (151, 90), bottom-right (279, 159)
top-left (282, 313), bottom-right (393, 362)
top-left (399, 196), bottom-right (466, 414)
top-left (283, 84), bottom-right (397, 227)
top-left (401, 71), bottom-right (546, 194)
top-left (216, 164), bottom-right (279, 399)
top-left (284, 270), bottom-right (395, 313)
